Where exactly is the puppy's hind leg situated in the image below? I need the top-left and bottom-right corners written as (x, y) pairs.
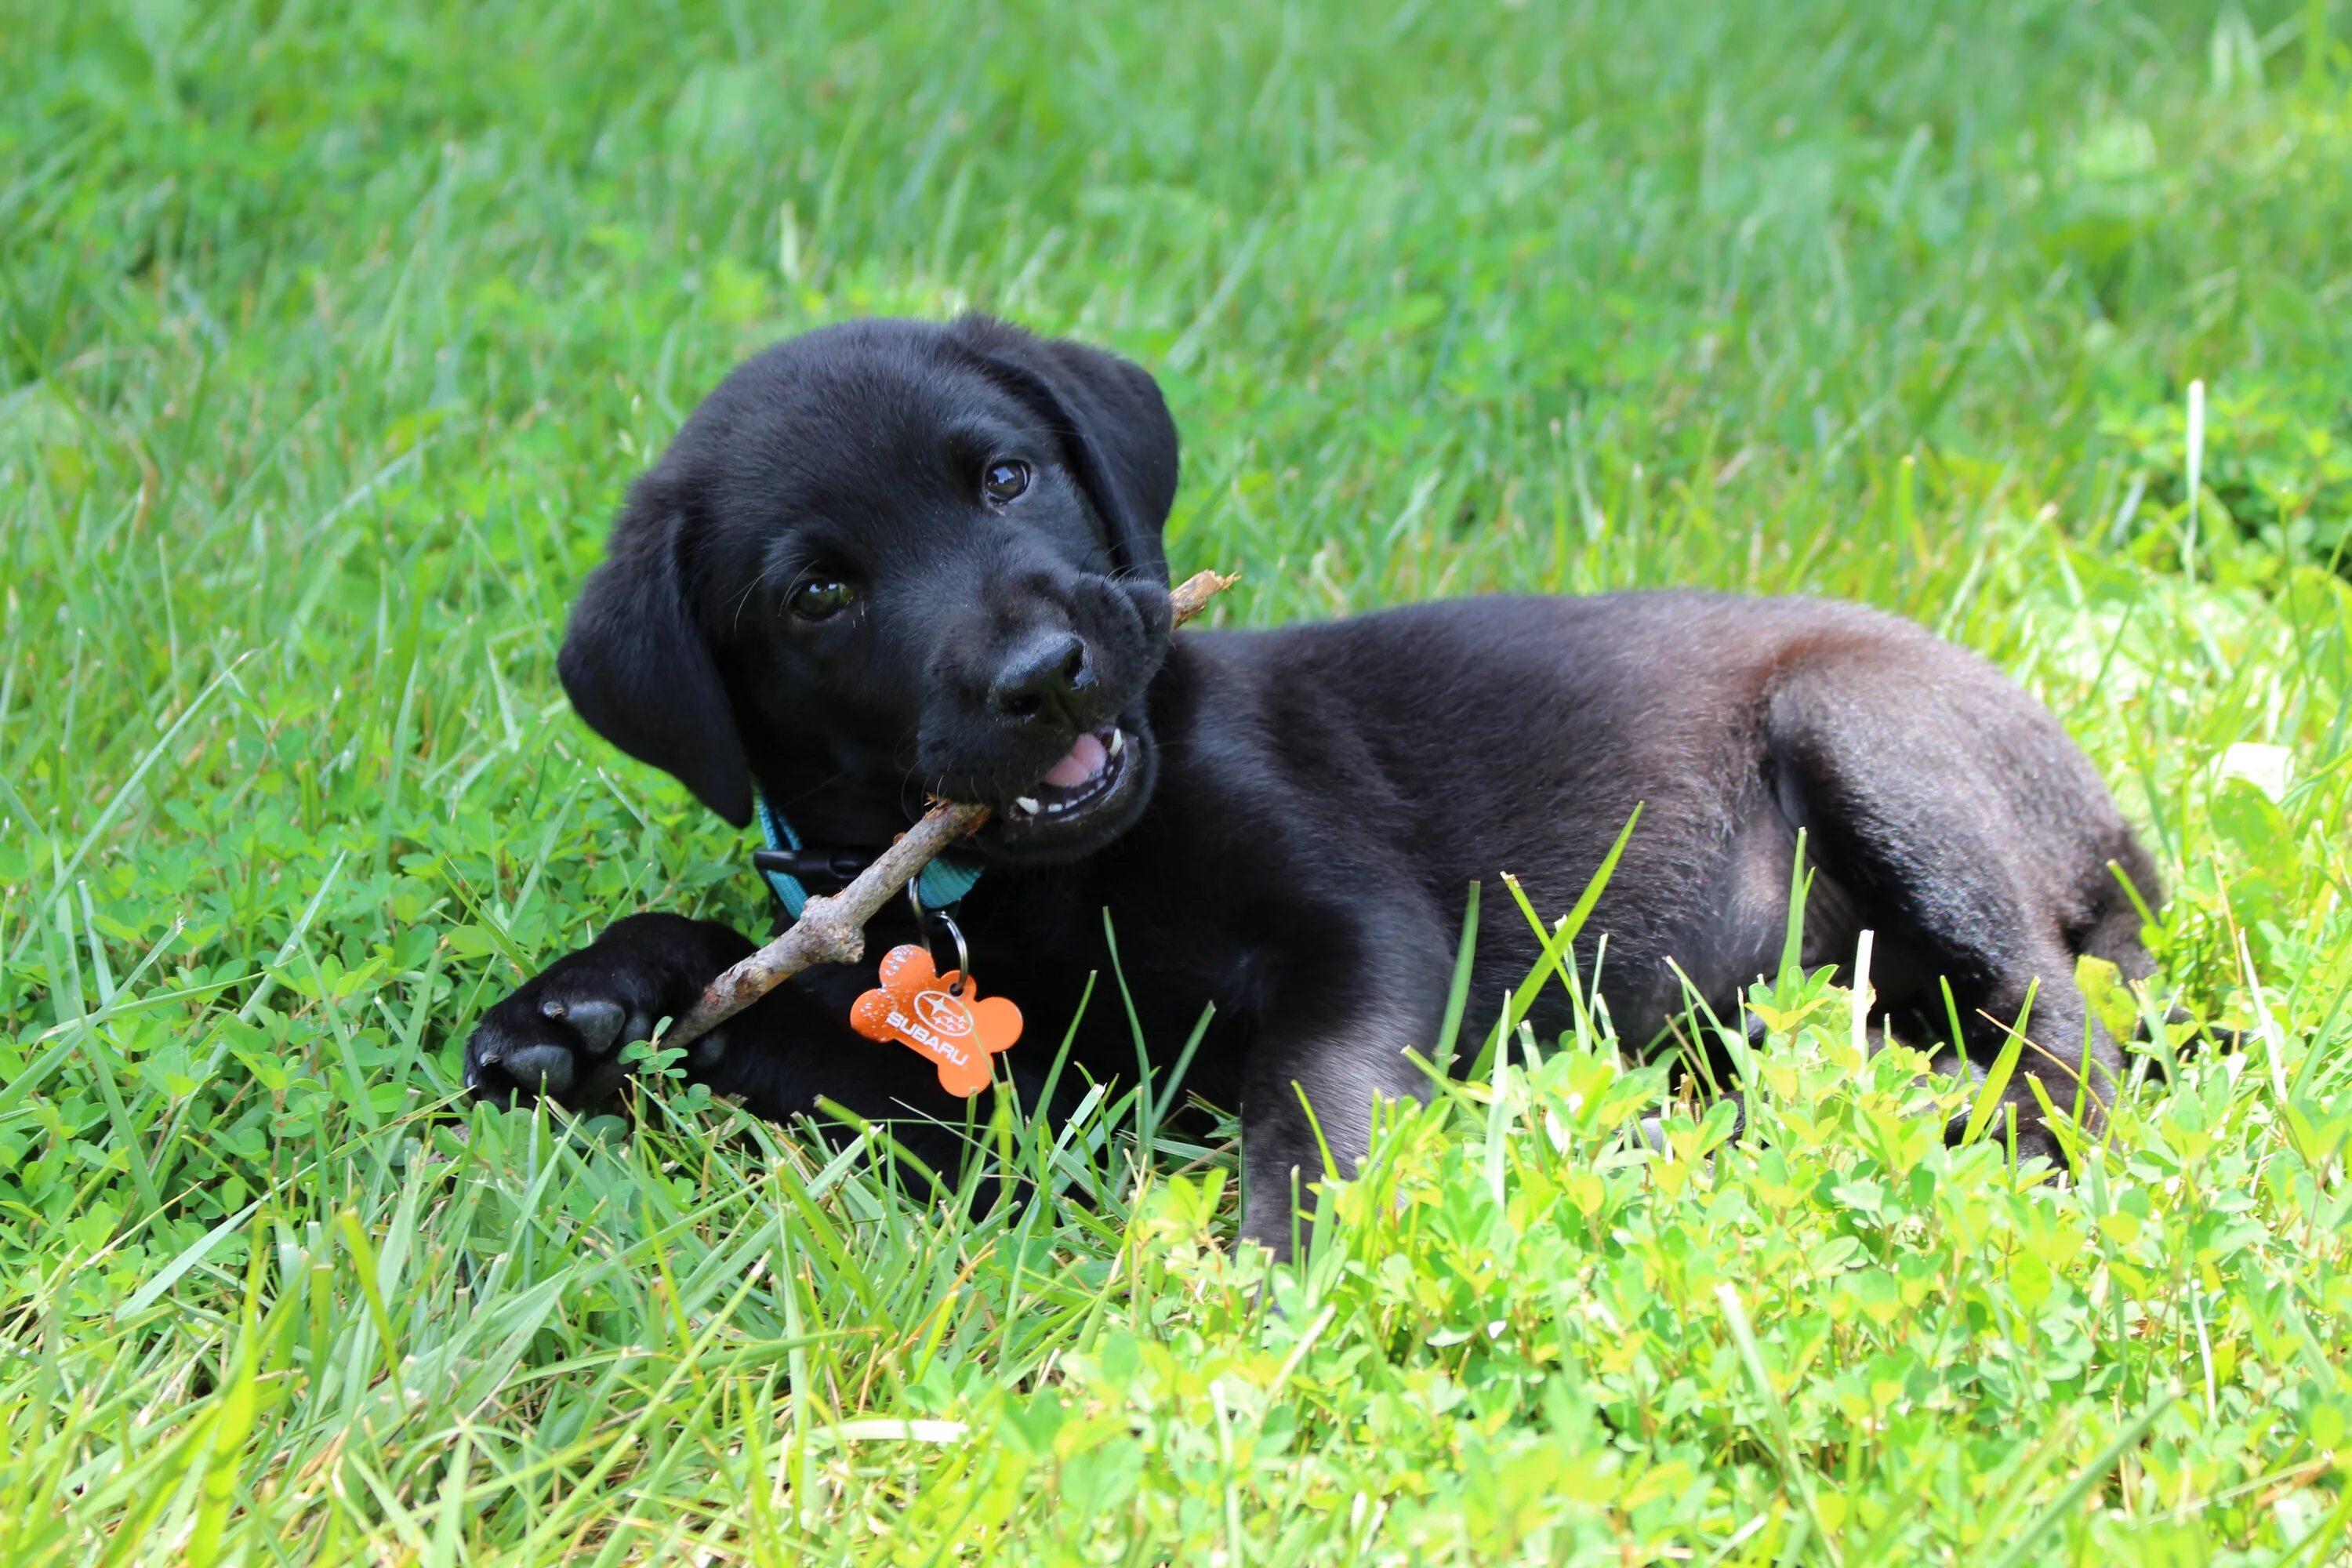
top-left (1763, 656), bottom-right (2137, 1163)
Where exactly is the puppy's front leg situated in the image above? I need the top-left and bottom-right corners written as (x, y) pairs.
top-left (1238, 957), bottom-right (1448, 1261)
top-left (465, 912), bottom-right (753, 1107)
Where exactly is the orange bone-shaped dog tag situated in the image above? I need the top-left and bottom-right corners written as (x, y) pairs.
top-left (850, 945), bottom-right (1022, 1097)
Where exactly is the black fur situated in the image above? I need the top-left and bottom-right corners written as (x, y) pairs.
top-left (465, 315), bottom-right (2161, 1254)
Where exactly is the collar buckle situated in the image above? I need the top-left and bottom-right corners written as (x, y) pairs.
top-left (750, 846), bottom-right (871, 894)
top-left (753, 789), bottom-right (987, 921)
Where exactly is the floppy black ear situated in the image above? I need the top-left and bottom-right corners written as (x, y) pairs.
top-left (949, 314), bottom-right (1179, 583)
top-left (556, 480), bottom-right (753, 827)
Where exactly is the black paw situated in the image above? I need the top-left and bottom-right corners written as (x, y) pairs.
top-left (463, 916), bottom-right (749, 1109)
top-left (464, 968), bottom-right (651, 1108)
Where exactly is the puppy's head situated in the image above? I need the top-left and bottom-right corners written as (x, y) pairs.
top-left (557, 315), bottom-right (1180, 866)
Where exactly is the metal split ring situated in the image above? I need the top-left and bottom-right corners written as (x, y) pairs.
top-left (906, 879), bottom-right (971, 996)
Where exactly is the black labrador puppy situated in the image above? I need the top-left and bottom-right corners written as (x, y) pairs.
top-left (464, 314), bottom-right (2160, 1254)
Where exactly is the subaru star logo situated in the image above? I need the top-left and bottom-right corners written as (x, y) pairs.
top-left (913, 990), bottom-right (973, 1037)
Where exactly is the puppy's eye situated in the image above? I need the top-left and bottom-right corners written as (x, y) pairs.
top-left (981, 459), bottom-right (1032, 505)
top-left (788, 578), bottom-right (856, 622)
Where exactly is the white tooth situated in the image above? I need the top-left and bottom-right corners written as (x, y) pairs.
top-left (1108, 729), bottom-right (1124, 756)
top-left (1014, 797), bottom-right (1041, 816)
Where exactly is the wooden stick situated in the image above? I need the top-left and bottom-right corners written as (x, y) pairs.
top-left (661, 568), bottom-right (1239, 1053)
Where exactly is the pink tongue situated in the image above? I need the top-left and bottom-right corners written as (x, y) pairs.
top-left (1041, 731), bottom-right (1109, 789)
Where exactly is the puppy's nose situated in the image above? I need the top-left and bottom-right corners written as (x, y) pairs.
top-left (989, 631), bottom-right (1094, 728)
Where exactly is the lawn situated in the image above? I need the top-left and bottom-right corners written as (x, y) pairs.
top-left (5, 0), bottom-right (2352, 1560)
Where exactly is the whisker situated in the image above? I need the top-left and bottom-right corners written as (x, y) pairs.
top-left (728, 562), bottom-right (788, 635)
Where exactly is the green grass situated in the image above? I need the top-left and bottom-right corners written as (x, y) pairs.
top-left (5, 0), bottom-right (2352, 1559)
